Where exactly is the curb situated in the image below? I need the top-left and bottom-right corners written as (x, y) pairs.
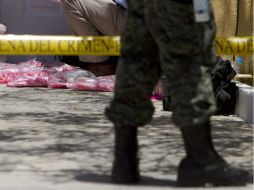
top-left (235, 81), bottom-right (254, 124)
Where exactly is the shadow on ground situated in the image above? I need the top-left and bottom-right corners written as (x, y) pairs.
top-left (0, 88), bottom-right (252, 186)
top-left (0, 113), bottom-right (252, 186)
top-left (74, 173), bottom-right (176, 186)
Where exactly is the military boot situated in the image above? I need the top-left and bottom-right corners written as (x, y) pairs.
top-left (112, 125), bottom-right (140, 184)
top-left (177, 122), bottom-right (249, 187)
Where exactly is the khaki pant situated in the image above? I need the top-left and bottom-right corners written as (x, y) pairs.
top-left (0, 23), bottom-right (7, 34)
top-left (0, 23), bottom-right (7, 63)
top-left (62, 0), bottom-right (127, 63)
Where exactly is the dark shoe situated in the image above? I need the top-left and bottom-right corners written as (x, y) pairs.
top-left (83, 61), bottom-right (117, 76)
top-left (58, 55), bottom-right (80, 67)
top-left (177, 122), bottom-right (249, 186)
top-left (59, 56), bottom-right (118, 76)
top-left (177, 157), bottom-right (249, 187)
top-left (112, 126), bottom-right (140, 184)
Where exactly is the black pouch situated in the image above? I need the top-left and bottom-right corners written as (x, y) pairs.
top-left (215, 82), bottom-right (237, 115)
top-left (211, 57), bottom-right (237, 115)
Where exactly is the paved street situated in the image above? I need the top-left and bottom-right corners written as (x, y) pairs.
top-left (0, 85), bottom-right (253, 190)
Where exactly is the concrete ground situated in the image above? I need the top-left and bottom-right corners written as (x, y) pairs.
top-left (0, 85), bottom-right (253, 190)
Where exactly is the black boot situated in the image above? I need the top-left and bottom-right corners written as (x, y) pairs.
top-left (112, 125), bottom-right (140, 184)
top-left (177, 122), bottom-right (249, 187)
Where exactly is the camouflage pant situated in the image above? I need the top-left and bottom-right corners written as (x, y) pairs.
top-left (105, 0), bottom-right (217, 128)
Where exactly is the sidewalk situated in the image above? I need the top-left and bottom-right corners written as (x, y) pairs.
top-left (0, 85), bottom-right (253, 190)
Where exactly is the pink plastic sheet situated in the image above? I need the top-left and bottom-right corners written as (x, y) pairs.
top-left (0, 59), bottom-right (164, 99)
top-left (96, 75), bottom-right (115, 92)
top-left (67, 75), bottom-right (115, 92)
top-left (0, 59), bottom-right (78, 87)
top-left (43, 61), bottom-right (78, 72)
top-left (151, 80), bottom-right (164, 100)
top-left (4, 67), bottom-right (51, 87)
top-left (7, 76), bottom-right (49, 87)
top-left (48, 70), bottom-right (96, 89)
top-left (67, 77), bottom-right (98, 91)
top-left (17, 59), bottom-right (44, 68)
top-left (0, 66), bottom-right (50, 85)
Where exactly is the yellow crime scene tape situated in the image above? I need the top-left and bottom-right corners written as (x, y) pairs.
top-left (0, 35), bottom-right (253, 55)
top-left (216, 36), bottom-right (253, 55)
top-left (0, 35), bottom-right (121, 56)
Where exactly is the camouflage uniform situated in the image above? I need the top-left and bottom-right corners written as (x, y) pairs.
top-left (105, 0), bottom-right (217, 128)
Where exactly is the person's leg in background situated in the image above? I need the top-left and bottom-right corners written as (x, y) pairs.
top-left (0, 23), bottom-right (6, 34)
top-left (0, 23), bottom-right (7, 63)
top-left (105, 0), bottom-right (161, 184)
top-left (161, 75), bottom-right (172, 111)
top-left (62, 0), bottom-right (127, 76)
top-left (147, 0), bottom-right (249, 186)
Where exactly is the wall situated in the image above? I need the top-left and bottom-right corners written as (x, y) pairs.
top-left (212, 0), bottom-right (253, 86)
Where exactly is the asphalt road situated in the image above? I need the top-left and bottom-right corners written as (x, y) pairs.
top-left (0, 86), bottom-right (253, 190)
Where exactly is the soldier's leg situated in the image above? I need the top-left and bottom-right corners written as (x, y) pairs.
top-left (105, 1), bottom-right (160, 184)
top-left (147, 0), bottom-right (248, 186)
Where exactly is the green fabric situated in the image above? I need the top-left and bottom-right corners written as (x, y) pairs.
top-left (105, 0), bottom-right (217, 128)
